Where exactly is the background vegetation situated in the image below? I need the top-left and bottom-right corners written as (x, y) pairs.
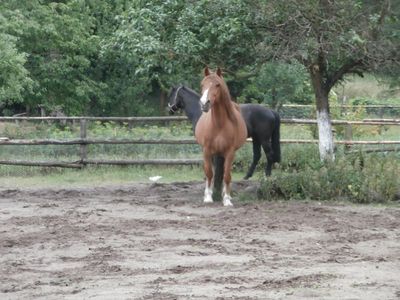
top-left (0, 0), bottom-right (399, 116)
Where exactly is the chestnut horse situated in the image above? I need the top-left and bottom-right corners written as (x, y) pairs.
top-left (195, 67), bottom-right (247, 206)
top-left (168, 85), bottom-right (281, 178)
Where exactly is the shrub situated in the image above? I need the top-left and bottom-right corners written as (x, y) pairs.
top-left (258, 151), bottom-right (400, 203)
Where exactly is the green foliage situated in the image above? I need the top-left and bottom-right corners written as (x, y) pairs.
top-left (0, 0), bottom-right (399, 117)
top-left (173, 0), bottom-right (257, 70)
top-left (0, 32), bottom-right (32, 106)
top-left (258, 147), bottom-right (400, 203)
top-left (240, 62), bottom-right (313, 108)
top-left (0, 0), bottom-right (103, 115)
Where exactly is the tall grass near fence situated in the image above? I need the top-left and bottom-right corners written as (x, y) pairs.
top-left (0, 121), bottom-right (201, 162)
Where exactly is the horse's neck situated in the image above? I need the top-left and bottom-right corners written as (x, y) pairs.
top-left (181, 88), bottom-right (202, 128)
top-left (211, 96), bottom-right (237, 128)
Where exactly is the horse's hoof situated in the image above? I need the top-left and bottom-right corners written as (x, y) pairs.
top-left (203, 196), bottom-right (213, 203)
top-left (223, 196), bottom-right (233, 207)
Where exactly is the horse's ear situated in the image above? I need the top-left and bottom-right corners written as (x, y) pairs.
top-left (216, 67), bottom-right (223, 78)
top-left (204, 66), bottom-right (210, 76)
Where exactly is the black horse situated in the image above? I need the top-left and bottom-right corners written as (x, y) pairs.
top-left (168, 85), bottom-right (281, 179)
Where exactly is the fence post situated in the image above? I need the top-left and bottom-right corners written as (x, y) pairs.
top-left (379, 107), bottom-right (384, 118)
top-left (344, 124), bottom-right (353, 152)
top-left (80, 119), bottom-right (87, 167)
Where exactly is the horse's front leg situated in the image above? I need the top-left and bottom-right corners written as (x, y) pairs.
top-left (203, 153), bottom-right (214, 203)
top-left (222, 151), bottom-right (235, 206)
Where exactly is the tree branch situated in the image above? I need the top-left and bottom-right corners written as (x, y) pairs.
top-left (326, 59), bottom-right (363, 91)
top-left (371, 0), bottom-right (391, 40)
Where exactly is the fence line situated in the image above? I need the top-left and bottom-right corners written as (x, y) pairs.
top-left (1, 116), bottom-right (399, 125)
top-left (0, 158), bottom-right (203, 168)
top-left (1, 138), bottom-right (400, 146)
top-left (1, 116), bottom-right (399, 168)
top-left (282, 104), bottom-right (400, 108)
top-left (0, 116), bottom-right (187, 122)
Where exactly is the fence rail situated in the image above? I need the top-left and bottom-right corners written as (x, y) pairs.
top-left (1, 138), bottom-right (400, 146)
top-left (1, 116), bottom-right (400, 124)
top-left (0, 158), bottom-right (203, 168)
top-left (1, 116), bottom-right (399, 168)
top-left (282, 104), bottom-right (400, 108)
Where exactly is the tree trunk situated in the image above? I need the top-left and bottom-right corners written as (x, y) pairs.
top-left (271, 86), bottom-right (277, 109)
top-left (159, 91), bottom-right (166, 115)
top-left (316, 103), bottom-right (335, 161)
top-left (310, 65), bottom-right (335, 161)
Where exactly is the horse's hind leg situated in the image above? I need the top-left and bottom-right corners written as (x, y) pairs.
top-left (203, 154), bottom-right (214, 203)
top-left (244, 140), bottom-right (261, 180)
top-left (212, 155), bottom-right (224, 202)
top-left (262, 141), bottom-right (273, 176)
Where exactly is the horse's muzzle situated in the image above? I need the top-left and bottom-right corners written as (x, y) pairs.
top-left (201, 101), bottom-right (210, 112)
top-left (168, 103), bottom-right (178, 114)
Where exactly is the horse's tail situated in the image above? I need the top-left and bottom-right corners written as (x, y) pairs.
top-left (271, 111), bottom-right (281, 163)
top-left (212, 155), bottom-right (224, 202)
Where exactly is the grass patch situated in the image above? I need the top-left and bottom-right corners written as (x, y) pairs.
top-left (0, 164), bottom-right (247, 189)
top-left (334, 74), bottom-right (400, 100)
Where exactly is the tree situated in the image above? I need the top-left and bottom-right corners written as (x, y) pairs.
top-left (99, 0), bottom-right (191, 114)
top-left (1, 0), bottom-right (398, 121)
top-left (0, 10), bottom-right (33, 114)
top-left (241, 62), bottom-right (313, 109)
top-left (0, 33), bottom-right (32, 113)
top-left (0, 0), bottom-right (102, 115)
top-left (173, 0), bottom-right (259, 75)
top-left (254, 0), bottom-right (400, 160)
top-left (107, 0), bottom-right (261, 102)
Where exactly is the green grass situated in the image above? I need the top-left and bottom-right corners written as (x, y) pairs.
top-left (0, 165), bottom-right (248, 189)
top-left (334, 74), bottom-right (400, 101)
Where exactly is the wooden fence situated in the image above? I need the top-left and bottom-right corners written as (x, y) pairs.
top-left (0, 116), bottom-right (399, 168)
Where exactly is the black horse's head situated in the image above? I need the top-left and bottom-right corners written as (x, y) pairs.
top-left (167, 85), bottom-right (185, 114)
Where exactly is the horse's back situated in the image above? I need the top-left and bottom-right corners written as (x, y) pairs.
top-left (239, 104), bottom-right (277, 138)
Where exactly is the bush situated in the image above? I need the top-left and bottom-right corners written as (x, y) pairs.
top-left (258, 149), bottom-right (400, 203)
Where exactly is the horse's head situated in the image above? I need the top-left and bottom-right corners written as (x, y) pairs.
top-left (200, 67), bottom-right (226, 113)
top-left (167, 85), bottom-right (184, 114)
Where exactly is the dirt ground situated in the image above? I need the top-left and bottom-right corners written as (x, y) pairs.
top-left (0, 181), bottom-right (399, 300)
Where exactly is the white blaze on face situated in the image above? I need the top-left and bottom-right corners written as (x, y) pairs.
top-left (200, 88), bottom-right (209, 106)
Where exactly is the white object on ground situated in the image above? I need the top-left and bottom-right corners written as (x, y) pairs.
top-left (149, 176), bottom-right (162, 182)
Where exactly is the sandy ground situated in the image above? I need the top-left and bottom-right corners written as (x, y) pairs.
top-left (0, 181), bottom-right (399, 300)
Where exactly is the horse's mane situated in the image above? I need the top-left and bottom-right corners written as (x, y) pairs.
top-left (182, 86), bottom-right (198, 95)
